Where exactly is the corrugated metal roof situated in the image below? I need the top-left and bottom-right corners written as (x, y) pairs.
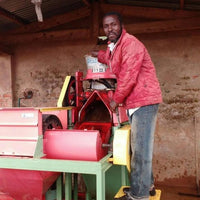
top-left (0, 0), bottom-right (85, 33)
top-left (107, 0), bottom-right (200, 11)
top-left (184, 0), bottom-right (200, 10)
top-left (107, 0), bottom-right (181, 9)
top-left (0, 17), bottom-right (20, 31)
top-left (0, 0), bottom-right (84, 23)
top-left (0, 0), bottom-right (199, 34)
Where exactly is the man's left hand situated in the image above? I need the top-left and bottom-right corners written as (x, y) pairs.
top-left (110, 100), bottom-right (119, 112)
top-left (91, 50), bottom-right (99, 57)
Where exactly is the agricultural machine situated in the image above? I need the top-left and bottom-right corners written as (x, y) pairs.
top-left (0, 56), bottom-right (161, 200)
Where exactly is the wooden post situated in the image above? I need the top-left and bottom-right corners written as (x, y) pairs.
top-left (180, 0), bottom-right (184, 9)
top-left (91, 1), bottom-right (100, 39)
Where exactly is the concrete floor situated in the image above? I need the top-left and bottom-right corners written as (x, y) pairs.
top-left (1, 187), bottom-right (200, 200)
top-left (158, 186), bottom-right (200, 200)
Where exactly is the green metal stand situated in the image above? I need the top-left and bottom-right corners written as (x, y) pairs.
top-left (73, 174), bottom-right (78, 200)
top-left (0, 154), bottom-right (112, 200)
top-left (56, 175), bottom-right (62, 200)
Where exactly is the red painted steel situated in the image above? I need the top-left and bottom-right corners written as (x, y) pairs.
top-left (0, 108), bottom-right (42, 156)
top-left (112, 106), bottom-right (129, 126)
top-left (0, 69), bottom-right (129, 199)
top-left (78, 90), bottom-right (113, 123)
top-left (77, 122), bottom-right (112, 144)
top-left (44, 129), bottom-right (103, 161)
top-left (41, 108), bottom-right (70, 129)
top-left (0, 192), bottom-right (15, 200)
top-left (85, 68), bottom-right (116, 80)
top-left (76, 71), bottom-right (84, 108)
top-left (0, 168), bottom-right (60, 200)
top-left (0, 108), bottom-right (60, 200)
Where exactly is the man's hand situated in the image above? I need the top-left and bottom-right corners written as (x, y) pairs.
top-left (91, 50), bottom-right (99, 57)
top-left (110, 100), bottom-right (119, 112)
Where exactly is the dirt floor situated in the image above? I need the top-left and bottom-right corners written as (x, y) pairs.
top-left (158, 186), bottom-right (200, 200)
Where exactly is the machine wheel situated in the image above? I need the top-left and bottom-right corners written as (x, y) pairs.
top-left (64, 76), bottom-right (76, 106)
top-left (42, 114), bottom-right (63, 134)
top-left (42, 114), bottom-right (63, 190)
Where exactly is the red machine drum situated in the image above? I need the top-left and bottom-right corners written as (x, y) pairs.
top-left (44, 129), bottom-right (103, 161)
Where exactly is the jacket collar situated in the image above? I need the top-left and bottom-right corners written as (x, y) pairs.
top-left (107, 28), bottom-right (126, 46)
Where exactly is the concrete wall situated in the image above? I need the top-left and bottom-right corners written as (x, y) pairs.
top-left (12, 41), bottom-right (92, 107)
top-left (141, 31), bottom-right (200, 187)
top-left (0, 54), bottom-right (12, 107)
top-left (2, 30), bottom-right (200, 187)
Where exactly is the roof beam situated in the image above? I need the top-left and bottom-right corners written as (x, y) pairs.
top-left (82, 0), bottom-right (91, 7)
top-left (91, 1), bottom-right (100, 38)
top-left (0, 44), bottom-right (12, 55)
top-left (0, 28), bottom-right (91, 45)
top-left (180, 0), bottom-right (184, 9)
top-left (101, 3), bottom-right (200, 20)
top-left (1, 16), bottom-right (200, 44)
top-left (105, 17), bottom-right (200, 35)
top-left (9, 7), bottom-right (91, 34)
top-left (105, 0), bottom-right (179, 9)
top-left (0, 6), bottom-right (28, 25)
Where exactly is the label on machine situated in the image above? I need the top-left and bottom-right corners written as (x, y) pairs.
top-left (21, 113), bottom-right (34, 118)
top-left (85, 55), bottom-right (107, 73)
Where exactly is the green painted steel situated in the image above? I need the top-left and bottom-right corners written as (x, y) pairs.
top-left (0, 124), bottom-right (130, 200)
top-left (65, 173), bottom-right (72, 200)
top-left (81, 125), bottom-right (130, 200)
top-left (0, 154), bottom-right (112, 200)
top-left (45, 189), bottom-right (56, 200)
top-left (56, 175), bottom-right (62, 200)
top-left (82, 165), bottom-right (130, 200)
top-left (73, 174), bottom-right (78, 200)
top-left (34, 135), bottom-right (44, 158)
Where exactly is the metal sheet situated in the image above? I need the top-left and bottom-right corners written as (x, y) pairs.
top-left (44, 129), bottom-right (103, 161)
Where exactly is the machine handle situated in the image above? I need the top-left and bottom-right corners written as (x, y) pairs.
top-left (102, 144), bottom-right (111, 148)
top-left (116, 107), bottom-right (121, 128)
top-left (102, 143), bottom-right (113, 154)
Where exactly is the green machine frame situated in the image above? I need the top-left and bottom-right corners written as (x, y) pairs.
top-left (0, 153), bottom-right (129, 200)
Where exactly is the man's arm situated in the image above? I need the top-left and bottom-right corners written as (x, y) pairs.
top-left (91, 50), bottom-right (99, 57)
top-left (113, 39), bottom-right (145, 104)
top-left (91, 49), bottom-right (108, 65)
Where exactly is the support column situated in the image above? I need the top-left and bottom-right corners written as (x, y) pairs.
top-left (65, 173), bottom-right (72, 200)
top-left (96, 170), bottom-right (105, 200)
top-left (56, 175), bottom-right (63, 200)
top-left (91, 0), bottom-right (100, 38)
top-left (0, 53), bottom-right (13, 107)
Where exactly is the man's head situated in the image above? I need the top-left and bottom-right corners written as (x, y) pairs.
top-left (103, 12), bottom-right (123, 43)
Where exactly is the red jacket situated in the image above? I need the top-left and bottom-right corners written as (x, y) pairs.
top-left (98, 29), bottom-right (162, 109)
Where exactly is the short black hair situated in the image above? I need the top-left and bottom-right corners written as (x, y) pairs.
top-left (103, 12), bottom-right (123, 25)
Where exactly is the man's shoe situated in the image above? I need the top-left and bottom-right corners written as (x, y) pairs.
top-left (123, 186), bottom-right (155, 197)
top-left (149, 186), bottom-right (156, 196)
top-left (123, 187), bottom-right (130, 194)
top-left (122, 189), bottom-right (149, 200)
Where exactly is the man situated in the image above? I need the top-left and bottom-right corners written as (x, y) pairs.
top-left (92, 12), bottom-right (162, 200)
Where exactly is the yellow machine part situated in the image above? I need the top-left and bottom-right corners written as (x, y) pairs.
top-left (113, 125), bottom-right (161, 200)
top-left (114, 186), bottom-right (161, 200)
top-left (113, 125), bottom-right (131, 172)
top-left (40, 107), bottom-right (73, 112)
top-left (57, 76), bottom-right (71, 107)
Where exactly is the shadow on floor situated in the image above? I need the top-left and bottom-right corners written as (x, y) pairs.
top-left (158, 186), bottom-right (200, 200)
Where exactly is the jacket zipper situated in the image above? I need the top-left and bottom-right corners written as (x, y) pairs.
top-left (109, 41), bottom-right (118, 72)
top-left (108, 29), bottom-right (124, 72)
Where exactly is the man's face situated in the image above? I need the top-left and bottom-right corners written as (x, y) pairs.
top-left (103, 15), bottom-right (122, 43)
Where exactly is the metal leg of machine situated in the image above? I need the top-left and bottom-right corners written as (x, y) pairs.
top-left (56, 175), bottom-right (62, 200)
top-left (73, 174), bottom-right (78, 200)
top-left (65, 173), bottom-right (72, 200)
